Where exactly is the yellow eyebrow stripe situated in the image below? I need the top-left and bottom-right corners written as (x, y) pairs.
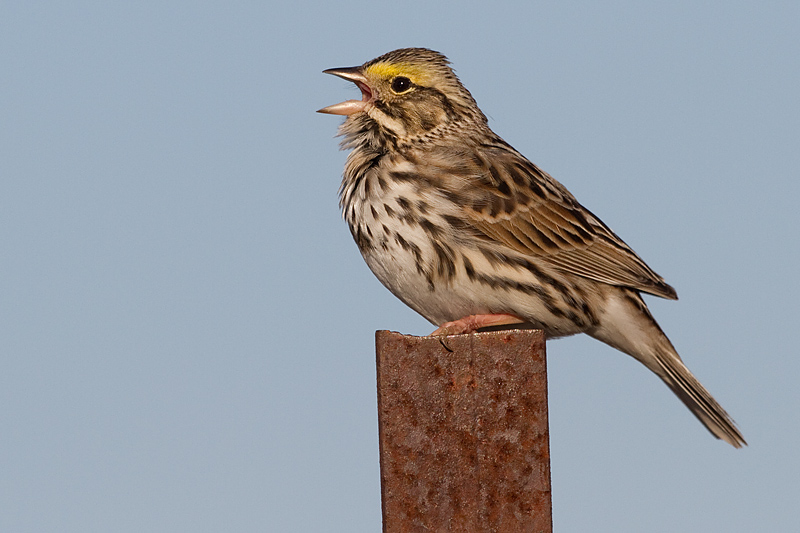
top-left (365, 62), bottom-right (430, 84)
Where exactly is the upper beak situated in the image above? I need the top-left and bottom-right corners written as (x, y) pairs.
top-left (317, 66), bottom-right (373, 116)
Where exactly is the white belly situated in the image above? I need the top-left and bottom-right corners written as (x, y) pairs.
top-left (343, 168), bottom-right (587, 336)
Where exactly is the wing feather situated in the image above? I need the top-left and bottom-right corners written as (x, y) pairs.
top-left (459, 142), bottom-right (677, 299)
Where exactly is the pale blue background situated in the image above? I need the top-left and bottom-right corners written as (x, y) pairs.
top-left (2, 1), bottom-right (798, 531)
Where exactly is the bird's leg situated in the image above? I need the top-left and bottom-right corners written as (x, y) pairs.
top-left (431, 313), bottom-right (526, 336)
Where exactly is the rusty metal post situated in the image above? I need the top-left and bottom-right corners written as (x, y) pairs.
top-left (376, 329), bottom-right (552, 533)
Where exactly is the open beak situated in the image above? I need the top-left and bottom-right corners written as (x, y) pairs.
top-left (317, 67), bottom-right (373, 116)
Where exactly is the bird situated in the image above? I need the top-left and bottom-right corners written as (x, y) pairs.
top-left (318, 47), bottom-right (745, 447)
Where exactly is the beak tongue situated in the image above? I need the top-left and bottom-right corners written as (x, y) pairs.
top-left (317, 66), bottom-right (372, 116)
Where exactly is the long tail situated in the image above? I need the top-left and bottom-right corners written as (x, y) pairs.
top-left (651, 339), bottom-right (746, 447)
top-left (591, 290), bottom-right (746, 448)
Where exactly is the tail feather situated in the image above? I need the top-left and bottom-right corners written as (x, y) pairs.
top-left (653, 345), bottom-right (746, 448)
top-left (590, 290), bottom-right (746, 447)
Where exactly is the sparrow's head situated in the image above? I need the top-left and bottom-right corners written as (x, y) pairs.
top-left (318, 48), bottom-right (485, 141)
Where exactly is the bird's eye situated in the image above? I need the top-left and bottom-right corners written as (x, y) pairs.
top-left (391, 76), bottom-right (412, 93)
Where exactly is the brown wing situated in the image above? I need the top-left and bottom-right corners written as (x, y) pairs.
top-left (459, 141), bottom-right (677, 300)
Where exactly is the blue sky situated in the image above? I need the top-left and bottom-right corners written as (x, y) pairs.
top-left (2, 1), bottom-right (798, 531)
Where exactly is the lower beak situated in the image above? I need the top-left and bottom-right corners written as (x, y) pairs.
top-left (317, 67), bottom-right (373, 116)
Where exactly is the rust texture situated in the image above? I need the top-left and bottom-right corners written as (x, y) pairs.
top-left (376, 329), bottom-right (552, 533)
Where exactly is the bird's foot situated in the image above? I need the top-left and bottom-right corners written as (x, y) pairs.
top-left (430, 314), bottom-right (526, 336)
